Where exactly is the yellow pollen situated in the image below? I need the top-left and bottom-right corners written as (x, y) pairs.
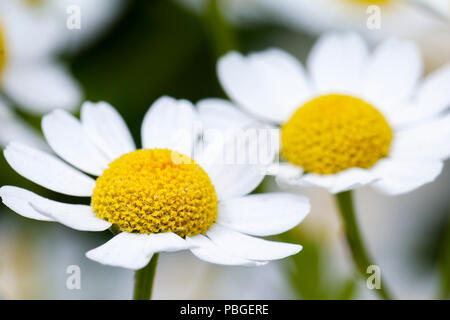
top-left (24, 0), bottom-right (45, 6)
top-left (91, 149), bottom-right (218, 237)
top-left (0, 23), bottom-right (6, 79)
top-left (346, 0), bottom-right (391, 5)
top-left (281, 94), bottom-right (393, 175)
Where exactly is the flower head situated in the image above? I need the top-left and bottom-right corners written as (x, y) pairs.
top-left (0, 0), bottom-right (82, 113)
top-left (281, 94), bottom-right (393, 174)
top-left (213, 32), bottom-right (450, 195)
top-left (92, 149), bottom-right (218, 237)
top-left (0, 97), bottom-right (310, 270)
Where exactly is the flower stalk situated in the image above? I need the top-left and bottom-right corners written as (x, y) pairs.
top-left (335, 191), bottom-right (393, 300)
top-left (133, 253), bottom-right (159, 300)
top-left (204, 0), bottom-right (237, 58)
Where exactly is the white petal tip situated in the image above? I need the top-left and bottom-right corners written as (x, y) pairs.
top-left (84, 249), bottom-right (150, 270)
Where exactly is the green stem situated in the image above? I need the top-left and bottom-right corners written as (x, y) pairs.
top-left (133, 253), bottom-right (159, 300)
top-left (335, 191), bottom-right (393, 300)
top-left (204, 0), bottom-right (237, 58)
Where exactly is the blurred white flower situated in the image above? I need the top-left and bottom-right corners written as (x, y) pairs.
top-left (176, 0), bottom-right (450, 69)
top-left (0, 0), bottom-right (82, 113)
top-left (0, 0), bottom-right (124, 147)
top-left (0, 97), bottom-right (310, 270)
top-left (212, 32), bottom-right (450, 195)
top-left (49, 0), bottom-right (125, 53)
top-left (251, 0), bottom-right (450, 39)
top-left (0, 99), bottom-right (46, 149)
top-left (257, 0), bottom-right (450, 69)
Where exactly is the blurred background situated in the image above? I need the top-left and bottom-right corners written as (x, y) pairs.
top-left (0, 0), bottom-right (449, 299)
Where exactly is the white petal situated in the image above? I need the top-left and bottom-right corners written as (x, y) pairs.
top-left (207, 224), bottom-right (302, 261)
top-left (272, 162), bottom-right (304, 187)
top-left (144, 232), bottom-right (193, 254)
top-left (0, 186), bottom-right (53, 221)
top-left (141, 96), bottom-right (197, 156)
top-left (86, 232), bottom-right (152, 270)
top-left (390, 113), bottom-right (450, 161)
top-left (362, 39), bottom-right (422, 111)
top-left (371, 158), bottom-right (444, 195)
top-left (3, 62), bottom-right (82, 114)
top-left (218, 48), bottom-right (311, 123)
top-left (0, 100), bottom-right (47, 149)
top-left (0, 0), bottom-right (64, 60)
top-left (42, 110), bottom-right (109, 176)
top-left (196, 131), bottom-right (269, 201)
top-left (197, 98), bottom-right (257, 131)
top-left (53, 0), bottom-right (124, 52)
top-left (390, 62), bottom-right (450, 127)
top-left (86, 232), bottom-right (193, 270)
top-left (294, 168), bottom-right (379, 194)
top-left (81, 101), bottom-right (136, 161)
top-left (0, 186), bottom-right (110, 231)
top-left (307, 32), bottom-right (368, 94)
top-left (217, 193), bottom-right (310, 236)
top-left (4, 143), bottom-right (96, 197)
top-left (202, 162), bottom-right (264, 202)
top-left (187, 234), bottom-right (267, 266)
top-left (31, 199), bottom-right (110, 232)
top-left (415, 62), bottom-right (450, 121)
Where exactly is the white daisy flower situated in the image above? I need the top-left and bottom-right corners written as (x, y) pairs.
top-left (213, 32), bottom-right (450, 195)
top-left (176, 0), bottom-right (450, 68)
top-left (0, 98), bottom-right (46, 149)
top-left (0, 97), bottom-right (310, 272)
top-left (247, 0), bottom-right (450, 68)
top-left (0, 0), bottom-right (82, 113)
top-left (248, 0), bottom-right (450, 33)
top-left (44, 0), bottom-right (125, 53)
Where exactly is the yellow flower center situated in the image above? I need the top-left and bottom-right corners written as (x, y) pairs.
top-left (24, 0), bottom-right (45, 6)
top-left (347, 0), bottom-right (391, 5)
top-left (91, 149), bottom-right (218, 237)
top-left (0, 23), bottom-right (6, 79)
top-left (281, 94), bottom-right (392, 175)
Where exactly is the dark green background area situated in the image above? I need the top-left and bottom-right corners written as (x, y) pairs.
top-left (71, 0), bottom-right (222, 142)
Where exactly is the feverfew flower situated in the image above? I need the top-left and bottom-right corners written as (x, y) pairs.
top-left (0, 97), bottom-right (310, 270)
top-left (0, 0), bottom-right (82, 113)
top-left (45, 0), bottom-right (125, 53)
top-left (249, 0), bottom-right (450, 39)
top-left (176, 0), bottom-right (450, 68)
top-left (263, 0), bottom-right (450, 68)
top-left (214, 32), bottom-right (450, 195)
top-left (0, 98), bottom-right (46, 149)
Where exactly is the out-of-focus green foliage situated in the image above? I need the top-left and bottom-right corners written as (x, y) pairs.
top-left (71, 0), bottom-right (223, 142)
top-left (279, 229), bottom-right (356, 300)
